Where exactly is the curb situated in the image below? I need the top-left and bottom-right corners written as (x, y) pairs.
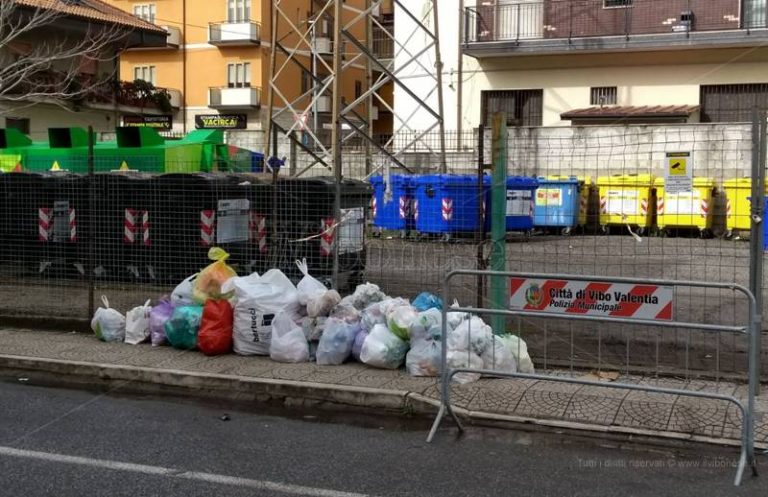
top-left (0, 354), bottom-right (761, 450)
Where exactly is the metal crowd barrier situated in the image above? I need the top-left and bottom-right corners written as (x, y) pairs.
top-left (427, 270), bottom-right (760, 486)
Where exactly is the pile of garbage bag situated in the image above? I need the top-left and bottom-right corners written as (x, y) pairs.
top-left (91, 248), bottom-right (535, 384)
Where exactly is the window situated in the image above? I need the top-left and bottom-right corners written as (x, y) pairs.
top-left (227, 62), bottom-right (251, 88)
top-left (354, 80), bottom-right (362, 100)
top-left (133, 65), bottom-right (156, 85)
top-left (227, 0), bottom-right (251, 22)
top-left (590, 87), bottom-right (617, 105)
top-left (6, 117), bottom-right (30, 135)
top-left (700, 84), bottom-right (768, 123)
top-left (604, 0), bottom-right (632, 7)
top-left (481, 89), bottom-right (543, 127)
top-left (301, 70), bottom-right (311, 95)
top-left (132, 3), bottom-right (156, 23)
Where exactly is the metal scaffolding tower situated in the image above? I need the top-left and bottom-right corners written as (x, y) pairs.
top-left (265, 0), bottom-right (447, 178)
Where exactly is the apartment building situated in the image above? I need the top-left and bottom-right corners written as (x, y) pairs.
top-left (105, 0), bottom-right (394, 139)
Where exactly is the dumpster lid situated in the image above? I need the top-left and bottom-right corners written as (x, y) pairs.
top-left (414, 174), bottom-right (490, 185)
top-left (507, 176), bottom-right (539, 187)
top-left (0, 128), bottom-right (33, 149)
top-left (370, 174), bottom-right (412, 185)
top-left (597, 173), bottom-right (654, 186)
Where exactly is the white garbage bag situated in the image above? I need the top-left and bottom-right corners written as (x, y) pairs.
top-left (124, 299), bottom-right (152, 345)
top-left (446, 299), bottom-right (470, 331)
top-left (406, 339), bottom-right (442, 376)
top-left (386, 304), bottom-right (418, 341)
top-left (409, 308), bottom-right (442, 343)
top-left (446, 349), bottom-right (483, 384)
top-left (307, 289), bottom-right (341, 318)
top-left (316, 317), bottom-right (360, 365)
top-left (500, 334), bottom-right (535, 374)
top-left (481, 335), bottom-right (517, 375)
top-left (270, 310), bottom-right (309, 363)
top-left (171, 274), bottom-right (197, 306)
top-left (296, 258), bottom-right (327, 306)
top-left (91, 296), bottom-right (126, 343)
top-left (339, 282), bottom-right (386, 310)
top-left (223, 269), bottom-right (298, 356)
top-left (448, 316), bottom-right (493, 356)
top-left (360, 323), bottom-right (408, 369)
top-left (361, 297), bottom-right (408, 331)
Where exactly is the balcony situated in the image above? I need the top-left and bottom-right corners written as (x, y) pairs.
top-left (462, 0), bottom-right (768, 58)
top-left (208, 20), bottom-right (261, 46)
top-left (127, 25), bottom-right (181, 50)
top-left (372, 22), bottom-right (394, 61)
top-left (208, 86), bottom-right (262, 109)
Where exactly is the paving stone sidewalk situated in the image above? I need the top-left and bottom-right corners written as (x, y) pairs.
top-left (1, 327), bottom-right (766, 448)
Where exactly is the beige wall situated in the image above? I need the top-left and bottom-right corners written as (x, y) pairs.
top-left (462, 49), bottom-right (768, 127)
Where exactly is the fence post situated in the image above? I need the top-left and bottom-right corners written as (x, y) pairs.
top-left (87, 125), bottom-right (95, 321)
top-left (749, 108), bottom-right (766, 394)
top-left (490, 113), bottom-right (507, 334)
top-left (476, 125), bottom-right (487, 308)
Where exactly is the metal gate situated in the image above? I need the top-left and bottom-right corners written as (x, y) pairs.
top-left (427, 270), bottom-right (760, 486)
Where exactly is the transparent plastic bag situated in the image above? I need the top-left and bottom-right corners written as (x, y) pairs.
top-left (499, 334), bottom-right (535, 374)
top-left (164, 305), bottom-right (203, 350)
top-left (149, 298), bottom-right (174, 346)
top-left (316, 317), bottom-right (360, 365)
top-left (270, 310), bottom-right (309, 363)
top-left (448, 316), bottom-right (493, 356)
top-left (193, 247), bottom-right (238, 303)
top-left (481, 335), bottom-right (517, 375)
top-left (125, 299), bottom-right (152, 345)
top-left (360, 323), bottom-right (408, 369)
top-left (446, 349), bottom-right (483, 384)
top-left (91, 296), bottom-right (125, 343)
top-left (171, 274), bottom-right (197, 306)
top-left (386, 305), bottom-right (418, 341)
top-left (406, 339), bottom-right (442, 377)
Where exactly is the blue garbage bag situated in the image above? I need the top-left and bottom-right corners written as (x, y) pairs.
top-left (412, 292), bottom-right (443, 312)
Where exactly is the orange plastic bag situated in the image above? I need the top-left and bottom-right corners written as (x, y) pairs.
top-left (193, 247), bottom-right (237, 303)
top-left (197, 299), bottom-right (234, 356)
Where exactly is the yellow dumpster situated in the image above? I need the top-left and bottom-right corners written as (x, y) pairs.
top-left (542, 175), bottom-right (592, 227)
top-left (723, 178), bottom-right (768, 236)
top-left (597, 174), bottom-right (654, 233)
top-left (654, 177), bottom-right (716, 233)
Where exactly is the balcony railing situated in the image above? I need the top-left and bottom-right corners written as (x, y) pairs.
top-left (209, 20), bottom-right (261, 45)
top-left (464, 0), bottom-right (768, 48)
top-left (372, 23), bottom-right (394, 59)
top-left (208, 86), bottom-right (262, 109)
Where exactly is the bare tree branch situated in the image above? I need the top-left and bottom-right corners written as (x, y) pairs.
top-left (0, 1), bottom-right (135, 116)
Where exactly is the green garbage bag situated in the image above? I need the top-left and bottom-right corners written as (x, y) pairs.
top-left (164, 305), bottom-right (203, 350)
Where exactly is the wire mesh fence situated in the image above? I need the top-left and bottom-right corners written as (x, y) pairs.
top-left (0, 122), bottom-right (765, 381)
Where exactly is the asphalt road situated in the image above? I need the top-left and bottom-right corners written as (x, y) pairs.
top-left (0, 377), bottom-right (763, 497)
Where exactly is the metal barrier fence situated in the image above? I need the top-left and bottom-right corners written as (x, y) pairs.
top-left (427, 270), bottom-right (760, 486)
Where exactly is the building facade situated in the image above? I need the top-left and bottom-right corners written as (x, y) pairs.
top-left (104, 0), bottom-right (395, 141)
top-left (0, 0), bottom-right (168, 140)
top-left (396, 0), bottom-right (768, 131)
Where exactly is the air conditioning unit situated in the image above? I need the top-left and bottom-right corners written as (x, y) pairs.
top-left (313, 37), bottom-right (332, 54)
top-left (316, 95), bottom-right (331, 113)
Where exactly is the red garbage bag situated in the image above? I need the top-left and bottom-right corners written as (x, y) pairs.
top-left (197, 300), bottom-right (234, 356)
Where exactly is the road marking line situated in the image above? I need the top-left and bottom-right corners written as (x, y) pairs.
top-left (0, 446), bottom-right (374, 497)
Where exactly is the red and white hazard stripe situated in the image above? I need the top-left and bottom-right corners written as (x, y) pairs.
top-left (413, 199), bottom-right (419, 222)
top-left (599, 197), bottom-right (607, 214)
top-left (68, 208), bottom-right (76, 242)
top-left (700, 199), bottom-right (709, 218)
top-left (371, 196), bottom-right (378, 220)
top-left (579, 195), bottom-right (588, 217)
top-left (726, 199), bottom-right (732, 218)
top-left (250, 212), bottom-right (267, 254)
top-left (399, 196), bottom-right (409, 219)
top-left (320, 218), bottom-right (335, 257)
top-left (509, 278), bottom-right (673, 321)
top-left (124, 208), bottom-right (137, 244)
top-left (200, 210), bottom-right (215, 246)
top-left (441, 198), bottom-right (453, 222)
top-left (656, 197), bottom-right (665, 216)
top-left (640, 199), bottom-right (648, 216)
top-left (141, 210), bottom-right (150, 246)
top-left (38, 207), bottom-right (52, 242)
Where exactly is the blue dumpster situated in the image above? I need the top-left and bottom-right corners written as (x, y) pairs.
top-left (414, 175), bottom-right (487, 234)
top-left (370, 175), bottom-right (414, 230)
top-left (484, 177), bottom-right (538, 232)
top-left (533, 176), bottom-right (581, 230)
